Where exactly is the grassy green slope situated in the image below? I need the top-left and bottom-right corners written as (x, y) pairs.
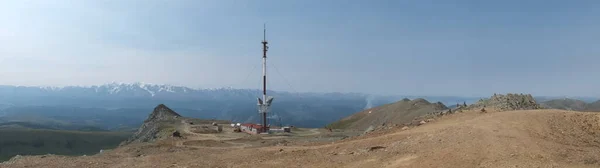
top-left (0, 129), bottom-right (131, 162)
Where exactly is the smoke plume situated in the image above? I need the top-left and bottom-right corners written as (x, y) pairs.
top-left (364, 95), bottom-right (375, 110)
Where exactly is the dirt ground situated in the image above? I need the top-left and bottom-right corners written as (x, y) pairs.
top-left (2, 109), bottom-right (600, 168)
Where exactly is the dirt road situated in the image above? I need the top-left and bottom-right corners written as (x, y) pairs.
top-left (175, 119), bottom-right (250, 149)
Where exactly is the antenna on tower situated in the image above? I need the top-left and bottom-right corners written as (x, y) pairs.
top-left (258, 23), bottom-right (271, 133)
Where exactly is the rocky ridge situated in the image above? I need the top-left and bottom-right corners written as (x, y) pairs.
top-left (121, 104), bottom-right (181, 145)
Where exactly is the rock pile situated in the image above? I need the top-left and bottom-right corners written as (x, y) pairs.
top-left (469, 93), bottom-right (541, 111)
top-left (172, 131), bottom-right (182, 137)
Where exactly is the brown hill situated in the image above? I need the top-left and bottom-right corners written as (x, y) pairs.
top-left (541, 98), bottom-right (588, 111)
top-left (120, 104), bottom-right (182, 145)
top-left (468, 93), bottom-right (541, 111)
top-left (327, 98), bottom-right (448, 130)
top-left (540, 98), bottom-right (600, 112)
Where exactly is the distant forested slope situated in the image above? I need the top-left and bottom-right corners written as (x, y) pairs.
top-left (0, 128), bottom-right (130, 162)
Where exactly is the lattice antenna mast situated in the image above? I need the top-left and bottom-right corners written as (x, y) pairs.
top-left (257, 24), bottom-right (273, 133)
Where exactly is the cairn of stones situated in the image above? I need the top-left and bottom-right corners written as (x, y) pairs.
top-left (469, 93), bottom-right (541, 111)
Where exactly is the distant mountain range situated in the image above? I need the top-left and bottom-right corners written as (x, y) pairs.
top-left (540, 98), bottom-right (600, 111)
top-left (534, 96), bottom-right (598, 103)
top-left (0, 83), bottom-right (592, 128)
top-left (0, 83), bottom-right (391, 128)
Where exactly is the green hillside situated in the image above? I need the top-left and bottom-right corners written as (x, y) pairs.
top-left (0, 129), bottom-right (131, 162)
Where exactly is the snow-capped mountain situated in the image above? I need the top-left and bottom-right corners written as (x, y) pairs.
top-left (85, 82), bottom-right (239, 96)
top-left (0, 83), bottom-right (382, 104)
top-left (0, 83), bottom-right (395, 127)
top-left (1, 82), bottom-right (261, 100)
top-left (0, 83), bottom-right (483, 128)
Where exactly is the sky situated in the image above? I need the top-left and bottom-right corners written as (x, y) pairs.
top-left (0, 0), bottom-right (599, 97)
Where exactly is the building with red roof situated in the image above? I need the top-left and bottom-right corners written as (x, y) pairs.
top-left (240, 123), bottom-right (267, 134)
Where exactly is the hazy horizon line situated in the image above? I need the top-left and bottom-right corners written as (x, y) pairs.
top-left (0, 82), bottom-right (597, 99)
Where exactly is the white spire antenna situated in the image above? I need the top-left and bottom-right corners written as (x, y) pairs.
top-left (258, 24), bottom-right (273, 133)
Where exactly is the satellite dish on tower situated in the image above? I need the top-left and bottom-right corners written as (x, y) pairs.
top-left (257, 97), bottom-right (264, 105)
top-left (265, 96), bottom-right (274, 106)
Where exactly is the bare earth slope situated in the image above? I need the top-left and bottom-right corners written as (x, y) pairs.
top-left (328, 98), bottom-right (448, 130)
top-left (2, 109), bottom-right (600, 168)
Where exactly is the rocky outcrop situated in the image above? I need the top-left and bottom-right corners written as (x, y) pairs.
top-left (145, 104), bottom-right (181, 121)
top-left (432, 102), bottom-right (447, 110)
top-left (469, 93), bottom-right (541, 111)
top-left (121, 104), bottom-right (182, 145)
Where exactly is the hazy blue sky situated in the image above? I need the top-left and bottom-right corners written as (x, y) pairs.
top-left (1, 0), bottom-right (599, 96)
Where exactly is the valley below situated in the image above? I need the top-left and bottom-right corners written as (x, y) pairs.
top-left (0, 128), bottom-right (131, 162)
